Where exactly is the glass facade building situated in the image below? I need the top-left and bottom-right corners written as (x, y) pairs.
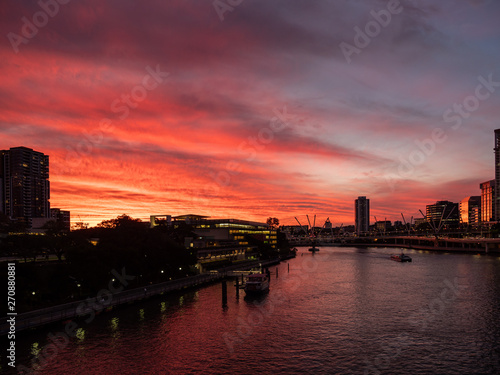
top-left (480, 180), bottom-right (495, 223)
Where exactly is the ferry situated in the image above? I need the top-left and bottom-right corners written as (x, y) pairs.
top-left (244, 273), bottom-right (270, 296)
top-left (390, 253), bottom-right (412, 262)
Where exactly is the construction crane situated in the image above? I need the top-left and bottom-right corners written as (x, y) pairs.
top-left (294, 216), bottom-right (308, 237)
top-left (419, 209), bottom-right (437, 233)
top-left (295, 215), bottom-right (320, 252)
top-left (401, 213), bottom-right (410, 235)
top-left (315, 217), bottom-right (331, 240)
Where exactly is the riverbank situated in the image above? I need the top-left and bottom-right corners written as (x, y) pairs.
top-left (0, 257), bottom-right (288, 335)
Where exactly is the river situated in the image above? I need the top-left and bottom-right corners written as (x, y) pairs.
top-left (5, 247), bottom-right (500, 374)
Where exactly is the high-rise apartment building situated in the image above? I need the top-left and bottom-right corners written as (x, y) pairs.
top-left (494, 129), bottom-right (500, 221)
top-left (0, 147), bottom-right (50, 227)
top-left (480, 180), bottom-right (495, 223)
top-left (355, 196), bottom-right (370, 235)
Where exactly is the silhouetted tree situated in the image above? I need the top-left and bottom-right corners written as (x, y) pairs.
top-left (71, 222), bottom-right (89, 231)
top-left (266, 217), bottom-right (279, 229)
top-left (43, 220), bottom-right (70, 261)
top-left (97, 214), bottom-right (143, 229)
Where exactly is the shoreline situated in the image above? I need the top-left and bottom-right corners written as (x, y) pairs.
top-left (0, 257), bottom-right (290, 336)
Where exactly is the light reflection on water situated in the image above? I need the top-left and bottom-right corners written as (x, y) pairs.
top-left (6, 247), bottom-right (500, 374)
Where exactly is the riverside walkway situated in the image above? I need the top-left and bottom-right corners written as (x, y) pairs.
top-left (0, 258), bottom-right (282, 335)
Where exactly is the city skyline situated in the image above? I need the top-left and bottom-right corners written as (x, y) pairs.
top-left (1, 1), bottom-right (500, 227)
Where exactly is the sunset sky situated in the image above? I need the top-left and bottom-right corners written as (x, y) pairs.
top-left (1, 0), bottom-right (500, 227)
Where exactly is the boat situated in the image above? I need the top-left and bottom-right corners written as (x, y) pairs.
top-left (390, 253), bottom-right (412, 262)
top-left (244, 273), bottom-right (270, 295)
top-left (308, 239), bottom-right (319, 252)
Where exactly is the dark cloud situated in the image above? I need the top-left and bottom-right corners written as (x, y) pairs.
top-left (1, 0), bottom-right (499, 225)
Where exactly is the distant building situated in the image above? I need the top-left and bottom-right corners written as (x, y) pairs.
top-left (280, 225), bottom-right (308, 236)
top-left (459, 196), bottom-right (481, 224)
top-left (480, 180), bottom-right (495, 223)
top-left (50, 208), bottom-right (71, 231)
top-left (355, 196), bottom-right (370, 235)
top-left (494, 129), bottom-right (500, 221)
top-left (150, 214), bottom-right (172, 227)
top-left (324, 218), bottom-right (332, 230)
top-left (414, 217), bottom-right (426, 227)
top-left (31, 217), bottom-right (53, 234)
top-left (375, 220), bottom-right (391, 231)
top-left (150, 214), bottom-right (277, 267)
top-left (342, 225), bottom-right (356, 234)
top-left (426, 201), bottom-right (459, 229)
top-left (0, 147), bottom-right (50, 227)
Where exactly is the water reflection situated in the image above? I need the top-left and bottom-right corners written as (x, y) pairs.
top-left (6, 247), bottom-right (500, 374)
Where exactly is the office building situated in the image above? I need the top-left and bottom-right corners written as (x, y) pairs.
top-left (0, 147), bottom-right (50, 227)
top-left (426, 201), bottom-right (459, 229)
top-left (471, 206), bottom-right (480, 225)
top-left (355, 196), bottom-right (370, 235)
top-left (150, 214), bottom-right (277, 266)
top-left (459, 196), bottom-right (481, 224)
top-left (480, 180), bottom-right (495, 223)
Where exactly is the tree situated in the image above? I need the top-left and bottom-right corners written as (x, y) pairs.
top-left (43, 220), bottom-right (69, 261)
top-left (266, 217), bottom-right (279, 229)
top-left (71, 222), bottom-right (89, 231)
top-left (97, 214), bottom-right (143, 229)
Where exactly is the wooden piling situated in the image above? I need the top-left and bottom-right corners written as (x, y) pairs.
top-left (222, 280), bottom-right (227, 306)
top-left (235, 277), bottom-right (240, 299)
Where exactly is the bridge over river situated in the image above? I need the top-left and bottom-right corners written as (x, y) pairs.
top-left (289, 235), bottom-right (500, 253)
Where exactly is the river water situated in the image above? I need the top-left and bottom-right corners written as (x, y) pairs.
top-left (5, 247), bottom-right (500, 374)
